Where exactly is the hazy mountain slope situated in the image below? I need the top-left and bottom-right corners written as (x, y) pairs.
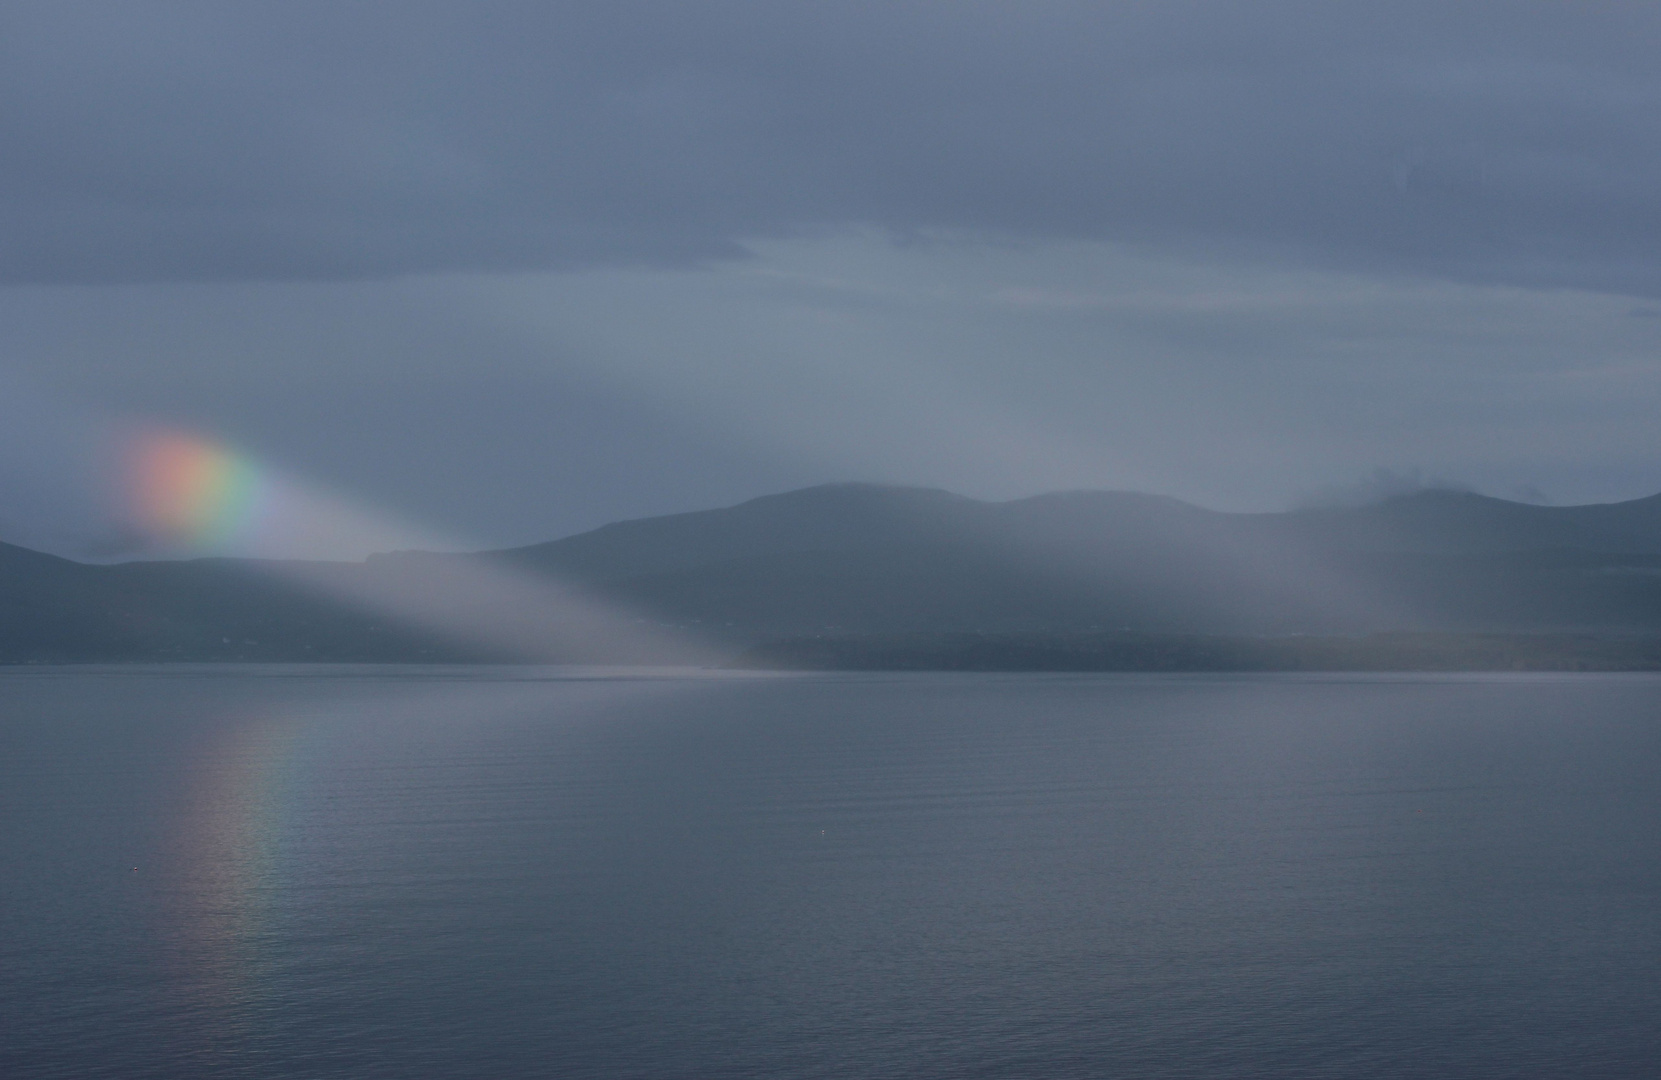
top-left (490, 484), bottom-right (995, 582)
top-left (0, 544), bottom-right (462, 662)
top-left (1284, 489), bottom-right (1661, 554)
top-left (8, 483), bottom-right (1661, 663)
top-left (0, 540), bottom-right (118, 658)
top-left (486, 485), bottom-right (1378, 636)
top-left (486, 483), bottom-right (1661, 637)
top-left (496, 484), bottom-right (1661, 580)
top-left (525, 485), bottom-right (1661, 637)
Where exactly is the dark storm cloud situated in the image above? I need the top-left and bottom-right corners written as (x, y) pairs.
top-left (2, 1), bottom-right (1659, 291)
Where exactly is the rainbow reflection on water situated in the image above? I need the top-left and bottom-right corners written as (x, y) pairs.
top-left (166, 710), bottom-right (310, 1049)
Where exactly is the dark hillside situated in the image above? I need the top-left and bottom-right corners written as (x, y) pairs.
top-left (8, 483), bottom-right (1661, 664)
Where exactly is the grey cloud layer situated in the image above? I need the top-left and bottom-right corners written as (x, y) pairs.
top-left (4, 1), bottom-right (1659, 291)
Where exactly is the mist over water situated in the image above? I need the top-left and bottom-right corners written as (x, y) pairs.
top-left (4, 667), bottom-right (1659, 1079)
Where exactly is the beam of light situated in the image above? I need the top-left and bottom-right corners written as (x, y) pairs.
top-left (123, 427), bottom-right (436, 562)
top-left (469, 263), bottom-right (1428, 636)
top-left (118, 426), bottom-right (723, 665)
top-left (114, 423), bottom-right (1397, 655)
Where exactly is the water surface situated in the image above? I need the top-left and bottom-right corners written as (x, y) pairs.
top-left (4, 667), bottom-right (1659, 1078)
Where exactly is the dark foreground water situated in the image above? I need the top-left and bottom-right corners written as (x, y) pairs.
top-left (3, 667), bottom-right (1659, 1079)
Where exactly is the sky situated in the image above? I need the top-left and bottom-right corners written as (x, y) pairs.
top-left (3, 1), bottom-right (1660, 560)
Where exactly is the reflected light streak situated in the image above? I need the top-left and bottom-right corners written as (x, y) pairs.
top-left (165, 711), bottom-right (311, 1064)
top-left (160, 673), bottom-right (744, 1063)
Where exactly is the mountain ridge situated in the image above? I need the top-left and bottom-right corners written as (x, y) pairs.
top-left (8, 481), bottom-right (1661, 664)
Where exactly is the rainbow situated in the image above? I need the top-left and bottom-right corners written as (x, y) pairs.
top-left (130, 431), bottom-right (268, 550)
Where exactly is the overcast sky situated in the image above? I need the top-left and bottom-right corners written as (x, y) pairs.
top-left (3, 1), bottom-right (1660, 558)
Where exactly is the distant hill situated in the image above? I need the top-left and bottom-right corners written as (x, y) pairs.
top-left (1284, 488), bottom-right (1661, 554)
top-left (495, 484), bottom-right (1661, 577)
top-left (476, 483), bottom-right (1661, 639)
top-left (0, 540), bottom-right (455, 663)
top-left (7, 482), bottom-right (1661, 664)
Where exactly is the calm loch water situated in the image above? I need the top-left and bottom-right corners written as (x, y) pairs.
top-left (3, 667), bottom-right (1659, 1078)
